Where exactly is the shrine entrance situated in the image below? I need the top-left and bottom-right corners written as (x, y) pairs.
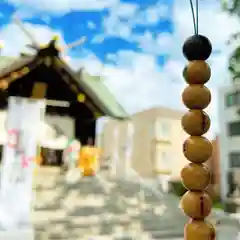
top-left (6, 63), bottom-right (96, 146)
top-left (40, 148), bottom-right (63, 166)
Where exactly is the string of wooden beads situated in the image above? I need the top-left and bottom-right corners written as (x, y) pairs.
top-left (180, 35), bottom-right (216, 240)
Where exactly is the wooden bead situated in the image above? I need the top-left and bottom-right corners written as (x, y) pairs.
top-left (181, 110), bottom-right (210, 136)
top-left (181, 191), bottom-right (212, 219)
top-left (182, 85), bottom-right (211, 109)
top-left (185, 61), bottom-right (211, 85)
top-left (181, 163), bottom-right (210, 191)
top-left (183, 136), bottom-right (213, 163)
top-left (184, 220), bottom-right (215, 240)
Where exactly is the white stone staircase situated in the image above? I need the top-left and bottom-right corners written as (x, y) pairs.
top-left (33, 168), bottom-right (143, 239)
top-left (32, 167), bottom-right (237, 240)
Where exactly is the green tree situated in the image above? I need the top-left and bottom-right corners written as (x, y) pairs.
top-left (223, 0), bottom-right (240, 81)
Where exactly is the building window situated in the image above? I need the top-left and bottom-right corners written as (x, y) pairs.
top-left (225, 91), bottom-right (240, 107)
top-left (155, 147), bottom-right (172, 172)
top-left (229, 152), bottom-right (240, 168)
top-left (228, 121), bottom-right (240, 136)
top-left (155, 118), bottom-right (171, 141)
top-left (225, 93), bottom-right (235, 107)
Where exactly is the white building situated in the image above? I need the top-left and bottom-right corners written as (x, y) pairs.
top-left (219, 84), bottom-right (240, 201)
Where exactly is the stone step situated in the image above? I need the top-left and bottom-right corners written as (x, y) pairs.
top-left (35, 218), bottom-right (142, 239)
top-left (150, 229), bottom-right (184, 239)
top-left (32, 170), bottom-right (190, 240)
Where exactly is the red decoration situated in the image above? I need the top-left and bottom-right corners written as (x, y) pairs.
top-left (7, 129), bottom-right (20, 149)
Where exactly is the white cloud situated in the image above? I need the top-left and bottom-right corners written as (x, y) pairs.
top-left (102, 14), bottom-right (133, 39)
top-left (108, 2), bottom-right (138, 18)
top-left (133, 1), bottom-right (172, 24)
top-left (76, 50), bottom-right (186, 113)
top-left (132, 31), bottom-right (173, 55)
top-left (97, 1), bottom-right (173, 43)
top-left (12, 6), bottom-right (36, 20)
top-left (7, 0), bottom-right (119, 13)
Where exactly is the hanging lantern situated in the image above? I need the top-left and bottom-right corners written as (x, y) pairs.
top-left (77, 93), bottom-right (86, 102)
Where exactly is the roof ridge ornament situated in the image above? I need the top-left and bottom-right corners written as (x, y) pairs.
top-left (13, 16), bottom-right (87, 58)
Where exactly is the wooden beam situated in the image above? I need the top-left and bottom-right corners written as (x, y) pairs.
top-left (85, 99), bottom-right (104, 117)
top-left (31, 82), bottom-right (47, 99)
top-left (46, 100), bottom-right (70, 107)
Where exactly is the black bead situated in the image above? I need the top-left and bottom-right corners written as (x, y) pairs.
top-left (182, 35), bottom-right (212, 61)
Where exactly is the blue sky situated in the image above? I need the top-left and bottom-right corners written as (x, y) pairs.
top-left (0, 0), bottom-right (239, 137)
top-left (0, 0), bottom-right (173, 59)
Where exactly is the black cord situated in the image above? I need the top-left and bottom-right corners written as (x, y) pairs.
top-left (189, 0), bottom-right (197, 34)
top-left (196, 0), bottom-right (199, 34)
top-left (189, 0), bottom-right (199, 35)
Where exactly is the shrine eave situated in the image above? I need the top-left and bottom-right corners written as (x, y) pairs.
top-left (0, 54), bottom-right (128, 120)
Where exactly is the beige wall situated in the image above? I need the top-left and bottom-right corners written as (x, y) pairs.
top-left (99, 107), bottom-right (188, 179)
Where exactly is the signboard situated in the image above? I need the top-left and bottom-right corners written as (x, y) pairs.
top-left (0, 97), bottom-right (45, 229)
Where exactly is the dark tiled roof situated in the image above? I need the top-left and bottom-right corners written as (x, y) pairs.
top-left (0, 56), bottom-right (35, 78)
top-left (0, 56), bottom-right (128, 119)
top-left (53, 57), bottom-right (128, 119)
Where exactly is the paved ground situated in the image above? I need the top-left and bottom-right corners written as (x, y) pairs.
top-left (32, 168), bottom-right (240, 240)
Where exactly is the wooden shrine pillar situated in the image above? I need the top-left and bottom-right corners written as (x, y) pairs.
top-left (31, 82), bottom-right (47, 99)
top-left (31, 82), bottom-right (47, 166)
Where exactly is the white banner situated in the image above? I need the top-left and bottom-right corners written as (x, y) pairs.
top-left (0, 97), bottom-right (45, 229)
